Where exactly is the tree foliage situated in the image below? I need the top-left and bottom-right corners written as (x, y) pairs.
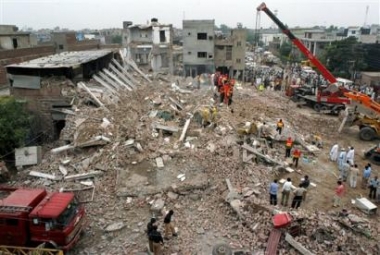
top-left (324, 37), bottom-right (367, 78)
top-left (0, 97), bottom-right (30, 159)
top-left (279, 41), bottom-right (292, 57)
top-left (112, 35), bottom-right (122, 44)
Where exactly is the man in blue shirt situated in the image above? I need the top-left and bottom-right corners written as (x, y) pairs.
top-left (369, 176), bottom-right (379, 199)
top-left (362, 165), bottom-right (371, 189)
top-left (269, 179), bottom-right (279, 205)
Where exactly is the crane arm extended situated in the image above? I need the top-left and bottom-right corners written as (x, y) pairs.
top-left (344, 91), bottom-right (380, 114)
top-left (257, 2), bottom-right (337, 84)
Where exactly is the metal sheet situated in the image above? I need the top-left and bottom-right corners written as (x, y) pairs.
top-left (12, 75), bottom-right (41, 89)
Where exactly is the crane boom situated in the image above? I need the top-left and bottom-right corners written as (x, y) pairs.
top-left (257, 2), bottom-right (337, 84)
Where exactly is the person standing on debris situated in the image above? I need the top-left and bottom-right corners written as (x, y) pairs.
top-left (147, 218), bottom-right (157, 252)
top-left (300, 175), bottom-right (310, 200)
top-left (281, 178), bottom-right (292, 206)
top-left (340, 160), bottom-right (351, 182)
top-left (362, 165), bottom-right (371, 189)
top-left (369, 176), bottom-right (380, 199)
top-left (163, 210), bottom-right (177, 239)
top-left (291, 184), bottom-right (306, 209)
top-left (149, 225), bottom-right (164, 255)
top-left (333, 180), bottom-right (345, 207)
top-left (349, 164), bottom-right (359, 188)
top-left (329, 143), bottom-right (339, 161)
top-left (285, 137), bottom-right (293, 158)
top-left (276, 119), bottom-right (284, 135)
top-left (346, 147), bottom-right (355, 165)
top-left (292, 148), bottom-right (301, 168)
top-left (337, 148), bottom-right (347, 172)
top-left (269, 179), bottom-right (279, 205)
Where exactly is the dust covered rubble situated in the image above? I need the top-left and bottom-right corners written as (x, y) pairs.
top-left (7, 71), bottom-right (380, 254)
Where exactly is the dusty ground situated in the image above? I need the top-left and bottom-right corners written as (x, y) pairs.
top-left (8, 79), bottom-right (380, 255)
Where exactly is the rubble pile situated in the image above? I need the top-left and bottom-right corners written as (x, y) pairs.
top-left (9, 69), bottom-right (380, 254)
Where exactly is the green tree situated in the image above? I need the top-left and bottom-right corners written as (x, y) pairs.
top-left (0, 97), bottom-right (30, 160)
top-left (112, 35), bottom-right (122, 44)
top-left (218, 24), bottom-right (231, 35)
top-left (323, 37), bottom-right (367, 78)
top-left (279, 41), bottom-right (292, 57)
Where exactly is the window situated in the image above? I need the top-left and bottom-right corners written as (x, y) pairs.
top-left (12, 38), bottom-right (18, 49)
top-left (188, 51), bottom-right (192, 55)
top-left (197, 52), bottom-right (207, 58)
top-left (160, 30), bottom-right (166, 43)
top-left (6, 219), bottom-right (18, 226)
top-left (58, 44), bottom-right (64, 50)
top-left (197, 33), bottom-right (207, 40)
top-left (226, 46), bottom-right (232, 60)
top-left (236, 59), bottom-right (241, 63)
top-left (216, 45), bottom-right (225, 50)
top-left (237, 41), bottom-right (242, 47)
top-left (208, 55), bottom-right (213, 59)
top-left (188, 32), bottom-right (191, 36)
top-left (351, 31), bottom-right (356, 34)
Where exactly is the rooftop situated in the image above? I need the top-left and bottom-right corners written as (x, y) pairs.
top-left (7, 50), bottom-right (112, 69)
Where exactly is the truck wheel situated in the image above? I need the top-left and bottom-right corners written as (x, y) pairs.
top-left (320, 105), bottom-right (329, 111)
top-left (212, 243), bottom-right (233, 255)
top-left (368, 152), bottom-right (380, 166)
top-left (313, 104), bottom-right (321, 112)
top-left (359, 127), bottom-right (377, 141)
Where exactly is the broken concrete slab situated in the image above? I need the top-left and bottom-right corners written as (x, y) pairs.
top-left (152, 123), bottom-right (179, 133)
top-left (156, 157), bottom-right (164, 168)
top-left (285, 233), bottom-right (315, 255)
top-left (51, 145), bottom-right (75, 154)
top-left (59, 165), bottom-right (68, 176)
top-left (29, 171), bottom-right (62, 181)
top-left (64, 171), bottom-right (103, 181)
top-left (150, 199), bottom-right (165, 215)
top-left (105, 222), bottom-right (126, 232)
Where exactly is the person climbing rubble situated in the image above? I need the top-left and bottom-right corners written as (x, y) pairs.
top-left (147, 218), bottom-right (157, 252)
top-left (281, 177), bottom-right (292, 206)
top-left (269, 179), bottom-right (279, 205)
top-left (285, 137), bottom-right (293, 158)
top-left (149, 225), bottom-right (164, 255)
top-left (276, 119), bottom-right (284, 135)
top-left (337, 148), bottom-right (346, 172)
top-left (329, 143), bottom-right (339, 162)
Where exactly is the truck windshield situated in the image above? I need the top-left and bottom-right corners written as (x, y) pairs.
top-left (56, 200), bottom-right (79, 228)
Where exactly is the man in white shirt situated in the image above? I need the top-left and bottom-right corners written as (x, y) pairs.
top-left (346, 147), bottom-right (355, 165)
top-left (329, 143), bottom-right (339, 161)
top-left (281, 178), bottom-right (292, 206)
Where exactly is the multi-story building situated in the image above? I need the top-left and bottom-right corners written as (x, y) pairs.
top-left (126, 18), bottom-right (173, 73)
top-left (214, 27), bottom-right (246, 80)
top-left (182, 20), bottom-right (215, 77)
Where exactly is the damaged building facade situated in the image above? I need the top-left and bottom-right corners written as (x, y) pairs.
top-left (6, 50), bottom-right (114, 141)
top-left (182, 20), bottom-right (247, 79)
top-left (214, 26), bottom-right (247, 80)
top-left (182, 20), bottom-right (215, 77)
top-left (126, 19), bottom-right (174, 73)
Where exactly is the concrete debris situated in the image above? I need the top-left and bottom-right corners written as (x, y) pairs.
top-left (104, 222), bottom-right (126, 232)
top-left (10, 67), bottom-right (380, 254)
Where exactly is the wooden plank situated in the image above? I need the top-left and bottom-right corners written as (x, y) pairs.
top-left (125, 58), bottom-right (152, 83)
top-left (99, 71), bottom-right (120, 90)
top-left (78, 82), bottom-right (109, 111)
top-left (241, 144), bottom-right (282, 165)
top-left (179, 118), bottom-right (191, 141)
top-left (29, 171), bottom-right (62, 181)
top-left (112, 59), bottom-right (139, 85)
top-left (93, 75), bottom-right (120, 95)
top-left (109, 63), bottom-right (136, 90)
top-left (285, 233), bottom-right (315, 255)
top-left (64, 171), bottom-right (103, 181)
top-left (168, 97), bottom-right (183, 110)
top-left (103, 69), bottom-right (133, 91)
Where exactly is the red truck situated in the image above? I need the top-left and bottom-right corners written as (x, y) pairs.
top-left (0, 187), bottom-right (86, 251)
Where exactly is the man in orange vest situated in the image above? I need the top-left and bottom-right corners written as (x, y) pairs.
top-left (285, 137), bottom-right (293, 158)
top-left (292, 148), bottom-right (302, 168)
top-left (276, 119), bottom-right (284, 135)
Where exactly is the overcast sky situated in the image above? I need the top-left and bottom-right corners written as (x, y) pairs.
top-left (0, 0), bottom-right (379, 30)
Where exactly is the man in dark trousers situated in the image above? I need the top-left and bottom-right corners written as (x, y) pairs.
top-left (291, 184), bottom-right (306, 209)
top-left (146, 218), bottom-right (157, 252)
top-left (164, 209), bottom-right (177, 239)
top-left (149, 225), bottom-right (164, 255)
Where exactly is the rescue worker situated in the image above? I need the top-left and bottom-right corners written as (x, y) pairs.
top-left (146, 218), bottom-right (157, 252)
top-left (285, 137), bottom-right (293, 158)
top-left (219, 77), bottom-right (228, 104)
top-left (163, 210), bottom-right (177, 239)
top-left (292, 148), bottom-right (301, 168)
top-left (291, 184), bottom-right (306, 209)
top-left (276, 119), bottom-right (284, 135)
top-left (149, 225), bottom-right (164, 255)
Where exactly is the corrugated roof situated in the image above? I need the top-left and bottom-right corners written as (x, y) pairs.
top-left (30, 192), bottom-right (74, 218)
top-left (0, 189), bottom-right (46, 208)
top-left (7, 50), bottom-right (112, 69)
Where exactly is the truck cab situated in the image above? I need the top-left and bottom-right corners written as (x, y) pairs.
top-left (0, 188), bottom-right (85, 251)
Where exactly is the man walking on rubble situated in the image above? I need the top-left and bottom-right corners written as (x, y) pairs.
top-left (285, 137), bottom-right (293, 158)
top-left (337, 148), bottom-right (347, 172)
top-left (291, 184), bottom-right (306, 209)
top-left (341, 160), bottom-right (351, 182)
top-left (329, 143), bottom-right (339, 161)
top-left (333, 180), bottom-right (345, 207)
top-left (269, 179), bottom-right (279, 205)
top-left (362, 165), bottom-right (371, 189)
top-left (300, 175), bottom-right (310, 200)
top-left (369, 176), bottom-right (380, 199)
top-left (149, 225), bottom-right (164, 255)
top-left (276, 119), bottom-right (284, 135)
top-left (147, 218), bottom-right (157, 252)
top-left (349, 164), bottom-right (359, 188)
top-left (163, 210), bottom-right (177, 239)
top-left (346, 147), bottom-right (355, 165)
top-left (281, 178), bottom-right (292, 206)
top-left (292, 148), bottom-right (301, 168)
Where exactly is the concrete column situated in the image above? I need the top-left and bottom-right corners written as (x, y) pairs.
top-left (313, 42), bottom-right (317, 56)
